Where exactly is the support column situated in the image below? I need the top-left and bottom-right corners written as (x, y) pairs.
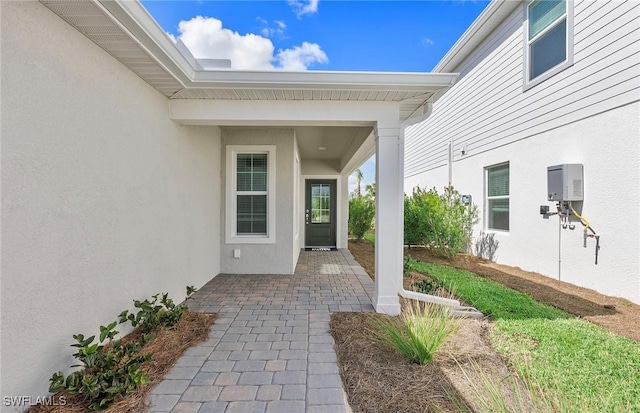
top-left (374, 120), bottom-right (402, 316)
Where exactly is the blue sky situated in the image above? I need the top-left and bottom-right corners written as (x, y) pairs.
top-left (141, 0), bottom-right (490, 188)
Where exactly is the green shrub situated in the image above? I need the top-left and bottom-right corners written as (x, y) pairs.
top-left (404, 188), bottom-right (435, 247)
top-left (404, 186), bottom-right (479, 258)
top-left (48, 322), bottom-right (151, 410)
top-left (367, 298), bottom-right (460, 365)
top-left (349, 196), bottom-right (375, 241)
top-left (49, 287), bottom-right (196, 410)
top-left (118, 292), bottom-right (185, 333)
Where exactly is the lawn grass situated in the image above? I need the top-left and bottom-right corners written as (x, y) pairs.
top-left (405, 259), bottom-right (569, 320)
top-left (407, 258), bottom-right (640, 411)
top-left (492, 318), bottom-right (640, 411)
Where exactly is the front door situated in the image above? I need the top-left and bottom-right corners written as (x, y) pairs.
top-left (305, 180), bottom-right (337, 248)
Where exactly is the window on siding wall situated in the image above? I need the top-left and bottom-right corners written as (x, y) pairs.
top-left (226, 146), bottom-right (276, 244)
top-left (486, 163), bottom-right (509, 231)
top-left (525, 0), bottom-right (573, 88)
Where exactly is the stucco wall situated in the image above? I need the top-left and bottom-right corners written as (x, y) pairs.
top-left (1, 2), bottom-right (221, 407)
top-left (221, 128), bottom-right (296, 274)
top-left (405, 102), bottom-right (640, 304)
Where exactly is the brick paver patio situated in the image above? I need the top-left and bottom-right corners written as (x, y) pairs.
top-left (149, 249), bottom-right (375, 413)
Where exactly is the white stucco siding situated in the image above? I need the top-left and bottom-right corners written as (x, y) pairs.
top-left (1, 2), bottom-right (222, 406)
top-left (406, 101), bottom-right (640, 304)
top-left (221, 128), bottom-right (296, 274)
top-left (406, 0), bottom-right (640, 178)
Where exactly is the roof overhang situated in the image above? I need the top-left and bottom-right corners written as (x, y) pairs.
top-left (40, 0), bottom-right (458, 122)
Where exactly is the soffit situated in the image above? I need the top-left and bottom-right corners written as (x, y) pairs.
top-left (41, 0), bottom-right (185, 96)
top-left (224, 126), bottom-right (370, 161)
top-left (40, 0), bottom-right (458, 122)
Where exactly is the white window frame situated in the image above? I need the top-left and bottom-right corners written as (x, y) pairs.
top-left (523, 0), bottom-right (574, 91)
top-left (485, 162), bottom-right (510, 233)
top-left (225, 145), bottom-right (276, 244)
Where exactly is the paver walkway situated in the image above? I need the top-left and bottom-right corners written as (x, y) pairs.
top-left (150, 249), bottom-right (375, 413)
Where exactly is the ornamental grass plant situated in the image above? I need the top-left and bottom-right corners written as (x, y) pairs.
top-left (367, 298), bottom-right (460, 365)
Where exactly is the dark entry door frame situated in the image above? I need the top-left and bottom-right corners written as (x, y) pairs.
top-left (304, 179), bottom-right (337, 248)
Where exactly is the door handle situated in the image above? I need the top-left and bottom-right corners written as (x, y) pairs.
top-left (305, 209), bottom-right (310, 225)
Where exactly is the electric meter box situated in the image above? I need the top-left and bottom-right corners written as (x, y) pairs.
top-left (547, 164), bottom-right (584, 201)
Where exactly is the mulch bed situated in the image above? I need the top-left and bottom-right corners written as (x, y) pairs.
top-left (330, 312), bottom-right (471, 413)
top-left (30, 311), bottom-right (215, 413)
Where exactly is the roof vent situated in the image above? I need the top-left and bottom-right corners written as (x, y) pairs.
top-left (174, 39), bottom-right (232, 70)
top-left (196, 59), bottom-right (232, 70)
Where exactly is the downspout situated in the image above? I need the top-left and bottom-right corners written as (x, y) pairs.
top-left (448, 140), bottom-right (454, 187)
top-left (397, 101), bottom-right (483, 318)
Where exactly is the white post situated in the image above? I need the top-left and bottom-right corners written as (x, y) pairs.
top-left (374, 120), bottom-right (402, 316)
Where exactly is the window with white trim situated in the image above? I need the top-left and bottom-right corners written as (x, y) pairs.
top-left (525, 0), bottom-right (573, 88)
top-left (226, 146), bottom-right (276, 244)
top-left (486, 163), bottom-right (509, 231)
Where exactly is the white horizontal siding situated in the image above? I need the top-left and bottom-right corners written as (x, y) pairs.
top-left (406, 0), bottom-right (640, 178)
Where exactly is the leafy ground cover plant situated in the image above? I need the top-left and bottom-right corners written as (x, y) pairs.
top-left (48, 287), bottom-right (196, 410)
top-left (367, 298), bottom-right (460, 365)
top-left (118, 292), bottom-right (186, 333)
top-left (412, 278), bottom-right (446, 295)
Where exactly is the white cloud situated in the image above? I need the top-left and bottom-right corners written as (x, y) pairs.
top-left (422, 37), bottom-right (435, 46)
top-left (348, 174), bottom-right (357, 194)
top-left (288, 0), bottom-right (319, 18)
top-left (174, 16), bottom-right (327, 71)
top-left (259, 18), bottom-right (287, 38)
top-left (276, 42), bottom-right (328, 70)
top-left (177, 16), bottom-right (274, 70)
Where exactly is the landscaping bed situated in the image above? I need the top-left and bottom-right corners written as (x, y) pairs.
top-left (30, 311), bottom-right (215, 413)
top-left (333, 240), bottom-right (640, 412)
top-left (348, 240), bottom-right (640, 342)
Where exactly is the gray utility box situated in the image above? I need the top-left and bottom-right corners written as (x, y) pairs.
top-left (547, 164), bottom-right (584, 201)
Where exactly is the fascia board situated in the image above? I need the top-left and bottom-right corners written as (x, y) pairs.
top-left (433, 0), bottom-right (522, 73)
top-left (188, 70), bottom-right (458, 92)
top-left (96, 0), bottom-right (194, 86)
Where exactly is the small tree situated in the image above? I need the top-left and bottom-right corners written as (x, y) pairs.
top-left (354, 168), bottom-right (364, 198)
top-left (349, 196), bottom-right (375, 241)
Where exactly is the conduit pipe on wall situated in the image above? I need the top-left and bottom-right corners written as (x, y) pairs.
top-left (397, 101), bottom-right (483, 319)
